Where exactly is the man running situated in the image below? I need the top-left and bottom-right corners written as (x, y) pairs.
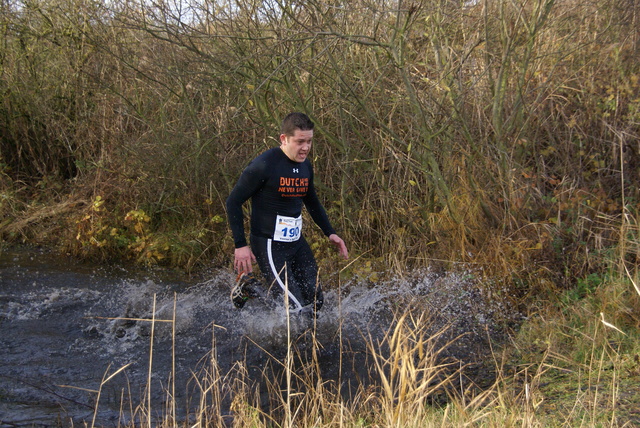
top-left (226, 112), bottom-right (348, 313)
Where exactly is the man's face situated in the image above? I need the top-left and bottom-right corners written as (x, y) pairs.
top-left (280, 129), bottom-right (313, 163)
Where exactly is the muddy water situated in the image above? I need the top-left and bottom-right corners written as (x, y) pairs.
top-left (0, 247), bottom-right (512, 426)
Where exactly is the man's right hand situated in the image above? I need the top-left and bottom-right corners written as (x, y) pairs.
top-left (234, 246), bottom-right (256, 274)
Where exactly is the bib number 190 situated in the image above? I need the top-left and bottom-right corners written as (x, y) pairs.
top-left (281, 226), bottom-right (299, 239)
top-left (273, 215), bottom-right (302, 242)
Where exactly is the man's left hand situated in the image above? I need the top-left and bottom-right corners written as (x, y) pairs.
top-left (328, 234), bottom-right (349, 259)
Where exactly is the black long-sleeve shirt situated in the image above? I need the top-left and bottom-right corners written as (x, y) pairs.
top-left (226, 147), bottom-right (336, 248)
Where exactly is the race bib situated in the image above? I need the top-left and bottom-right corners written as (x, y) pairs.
top-left (273, 214), bottom-right (302, 242)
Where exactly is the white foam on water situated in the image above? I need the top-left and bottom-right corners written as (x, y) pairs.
top-left (3, 287), bottom-right (101, 321)
top-left (1, 248), bottom-right (526, 426)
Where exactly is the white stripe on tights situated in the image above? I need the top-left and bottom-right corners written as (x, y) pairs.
top-left (267, 239), bottom-right (303, 311)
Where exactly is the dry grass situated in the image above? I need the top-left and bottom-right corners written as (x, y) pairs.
top-left (71, 268), bottom-right (639, 428)
top-left (1, 197), bottom-right (87, 239)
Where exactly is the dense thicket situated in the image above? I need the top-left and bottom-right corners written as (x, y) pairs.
top-left (1, 0), bottom-right (638, 294)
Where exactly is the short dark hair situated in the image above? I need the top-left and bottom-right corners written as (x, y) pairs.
top-left (281, 112), bottom-right (314, 136)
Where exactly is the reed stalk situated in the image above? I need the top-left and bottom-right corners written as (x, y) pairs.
top-left (146, 294), bottom-right (156, 428)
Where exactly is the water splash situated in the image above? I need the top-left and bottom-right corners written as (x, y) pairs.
top-left (0, 248), bottom-right (520, 425)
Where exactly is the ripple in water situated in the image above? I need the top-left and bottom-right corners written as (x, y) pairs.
top-left (0, 248), bottom-right (520, 425)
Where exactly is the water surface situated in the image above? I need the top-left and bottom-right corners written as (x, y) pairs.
top-left (0, 247), bottom-right (509, 426)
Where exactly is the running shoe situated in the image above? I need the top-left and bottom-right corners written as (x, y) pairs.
top-left (230, 272), bottom-right (261, 309)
